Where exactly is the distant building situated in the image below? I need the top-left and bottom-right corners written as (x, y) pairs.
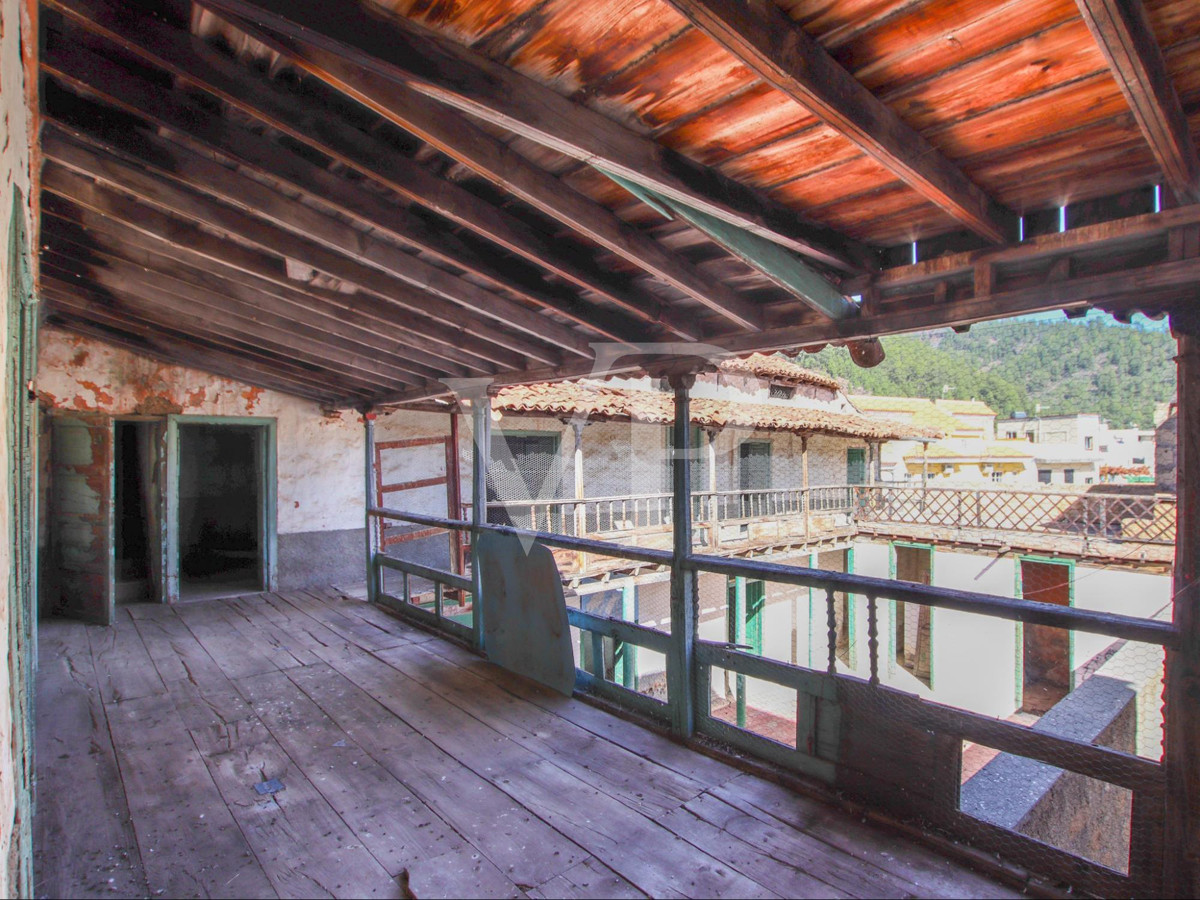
top-left (996, 412), bottom-right (1156, 485)
top-left (852, 396), bottom-right (1034, 485)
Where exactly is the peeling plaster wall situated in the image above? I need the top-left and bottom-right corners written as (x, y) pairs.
top-left (37, 327), bottom-right (368, 588)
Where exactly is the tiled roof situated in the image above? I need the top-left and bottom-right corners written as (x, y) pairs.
top-left (718, 353), bottom-right (840, 389)
top-left (903, 441), bottom-right (1034, 462)
top-left (851, 396), bottom-right (963, 434)
top-left (494, 382), bottom-right (939, 441)
top-left (934, 399), bottom-right (997, 416)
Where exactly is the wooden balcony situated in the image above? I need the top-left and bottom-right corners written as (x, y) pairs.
top-left (35, 588), bottom-right (1018, 899)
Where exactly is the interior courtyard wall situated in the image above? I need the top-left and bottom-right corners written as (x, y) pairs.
top-left (36, 327), bottom-right (367, 590)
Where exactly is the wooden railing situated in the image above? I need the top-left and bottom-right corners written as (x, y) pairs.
top-left (367, 505), bottom-right (1177, 897)
top-left (480, 484), bottom-right (1177, 547)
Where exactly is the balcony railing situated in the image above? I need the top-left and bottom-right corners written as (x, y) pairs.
top-left (367, 504), bottom-right (1177, 898)
top-left (478, 484), bottom-right (1177, 548)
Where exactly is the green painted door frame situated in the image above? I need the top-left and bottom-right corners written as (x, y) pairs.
top-left (727, 576), bottom-right (765, 727)
top-left (1014, 554), bottom-right (1076, 709)
top-left (165, 415), bottom-right (277, 603)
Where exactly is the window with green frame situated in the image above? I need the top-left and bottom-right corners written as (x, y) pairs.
top-left (846, 447), bottom-right (867, 484)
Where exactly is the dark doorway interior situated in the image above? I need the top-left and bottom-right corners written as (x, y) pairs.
top-left (1020, 559), bottom-right (1072, 714)
top-left (178, 424), bottom-right (262, 601)
top-left (114, 420), bottom-right (158, 605)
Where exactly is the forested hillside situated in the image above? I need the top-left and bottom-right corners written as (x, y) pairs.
top-left (799, 318), bottom-right (1176, 428)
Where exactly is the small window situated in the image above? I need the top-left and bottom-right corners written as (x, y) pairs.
top-left (991, 471), bottom-right (1003, 482)
top-left (1084, 436), bottom-right (1094, 450)
top-left (1133, 457), bottom-right (1145, 465)
top-left (1038, 469), bottom-right (1052, 484)
top-left (1100, 445), bottom-right (1109, 453)
top-left (768, 383), bottom-right (795, 400)
top-left (1064, 469), bottom-right (1075, 484)
top-left (1026, 432), bottom-right (1036, 442)
top-left (1005, 430), bottom-right (1018, 439)
top-left (1084, 477), bottom-right (1094, 484)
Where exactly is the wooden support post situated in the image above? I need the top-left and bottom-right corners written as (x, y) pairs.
top-left (617, 582), bottom-right (638, 689)
top-left (732, 575), bottom-right (747, 728)
top-left (1165, 310), bottom-right (1200, 895)
top-left (469, 392), bottom-right (492, 653)
top-left (447, 411), bottom-right (465, 577)
top-left (706, 428), bottom-right (719, 548)
top-left (571, 419), bottom-right (588, 568)
top-left (364, 412), bottom-right (379, 605)
top-left (801, 434), bottom-right (811, 539)
top-left (668, 373), bottom-right (698, 739)
top-left (868, 441), bottom-right (877, 486)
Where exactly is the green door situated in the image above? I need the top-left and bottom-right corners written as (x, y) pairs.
top-left (846, 447), bottom-right (867, 484)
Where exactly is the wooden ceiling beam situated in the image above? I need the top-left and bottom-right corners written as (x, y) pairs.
top-left (41, 128), bottom-right (556, 369)
top-left (41, 41), bottom-right (650, 346)
top-left (41, 251), bottom-right (420, 395)
top-left (41, 113), bottom-right (588, 363)
top-left (42, 213), bottom-right (465, 384)
top-left (40, 180), bottom-right (512, 375)
top-left (663, 0), bottom-right (1014, 244)
top-left (1075, 0), bottom-right (1200, 203)
top-left (43, 305), bottom-right (354, 405)
top-left (191, 0), bottom-right (877, 274)
top-left (43, 0), bottom-right (697, 343)
top-left (41, 281), bottom-right (382, 400)
top-left (216, 24), bottom-right (773, 332)
top-left (43, 198), bottom-right (485, 379)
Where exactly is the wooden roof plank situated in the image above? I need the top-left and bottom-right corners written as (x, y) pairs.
top-left (41, 126), bottom-right (561, 368)
top-left (44, 0), bottom-right (696, 342)
top-left (1075, 0), bottom-right (1200, 202)
top-left (41, 40), bottom-right (653, 347)
top-left (191, 0), bottom-right (878, 273)
top-left (39, 181), bottom-right (509, 376)
top-left (662, 0), bottom-right (1014, 243)
top-left (212, 24), bottom-right (769, 332)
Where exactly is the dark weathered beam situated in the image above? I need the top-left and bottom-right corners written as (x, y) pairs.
top-left (43, 199), bottom-right (483, 380)
top-left (1076, 0), bottom-right (1200, 202)
top-left (371, 252), bottom-right (1200, 405)
top-left (41, 280), bottom-right (379, 400)
top-left (212, 25), bottom-right (772, 331)
top-left (192, 0), bottom-right (877, 273)
top-left (40, 178), bottom-right (511, 375)
top-left (41, 41), bottom-right (651, 346)
top-left (42, 212), bottom-right (467, 384)
top-left (41, 129), bottom-right (559, 369)
top-left (42, 302), bottom-right (355, 405)
top-left (663, 0), bottom-right (1014, 243)
top-left (41, 113), bottom-right (588, 364)
top-left (43, 0), bottom-right (699, 341)
top-left (41, 251), bottom-right (419, 395)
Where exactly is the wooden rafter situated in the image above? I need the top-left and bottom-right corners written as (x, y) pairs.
top-left (190, 0), bottom-right (877, 274)
top-left (40, 183), bottom-right (512, 376)
top-left (42, 126), bottom-right (570, 368)
top-left (663, 0), bottom-right (1013, 244)
top-left (1075, 0), bottom-right (1200, 203)
top-left (43, 210), bottom-right (475, 382)
top-left (211, 25), bottom-right (772, 332)
top-left (41, 41), bottom-right (654, 346)
top-left (43, 0), bottom-right (703, 342)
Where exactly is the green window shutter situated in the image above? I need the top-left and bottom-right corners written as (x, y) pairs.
top-left (846, 447), bottom-right (867, 484)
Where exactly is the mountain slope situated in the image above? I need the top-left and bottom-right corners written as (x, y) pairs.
top-left (798, 319), bottom-right (1176, 428)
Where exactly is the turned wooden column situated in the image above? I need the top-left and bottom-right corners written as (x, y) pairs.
top-left (1165, 310), bottom-right (1200, 895)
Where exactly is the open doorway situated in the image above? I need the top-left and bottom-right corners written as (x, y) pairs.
top-left (1020, 558), bottom-right (1073, 715)
top-left (114, 420), bottom-right (162, 604)
top-left (174, 420), bottom-right (273, 601)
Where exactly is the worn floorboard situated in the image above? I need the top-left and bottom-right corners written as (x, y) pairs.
top-left (36, 590), bottom-right (1020, 899)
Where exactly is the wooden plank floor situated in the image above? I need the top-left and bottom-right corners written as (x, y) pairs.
top-left (35, 588), bottom-right (1021, 900)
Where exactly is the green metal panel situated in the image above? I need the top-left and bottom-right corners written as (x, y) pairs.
top-left (165, 415), bottom-right (277, 602)
top-left (596, 169), bottom-right (855, 320)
